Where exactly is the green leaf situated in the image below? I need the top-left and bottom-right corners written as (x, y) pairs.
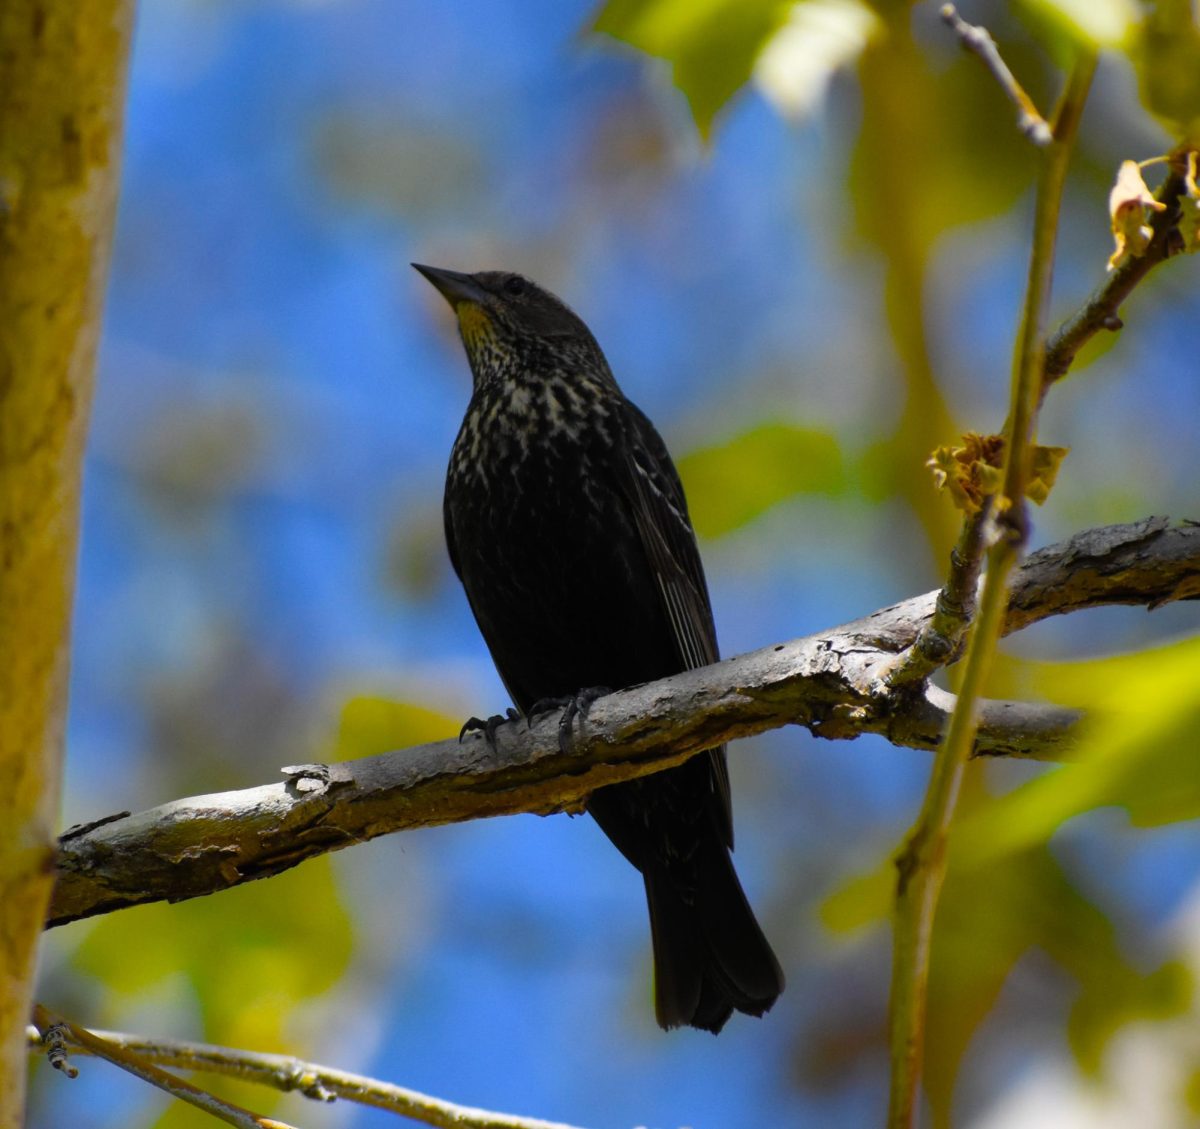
top-left (677, 422), bottom-right (846, 537)
top-left (1133, 0), bottom-right (1200, 140)
top-left (822, 801), bottom-right (1193, 1118)
top-left (333, 695), bottom-right (460, 761)
top-left (820, 862), bottom-right (891, 933)
top-left (954, 637), bottom-right (1200, 870)
top-left (593, 0), bottom-right (790, 137)
top-left (73, 856), bottom-right (354, 1049)
top-left (1016, 0), bottom-right (1138, 54)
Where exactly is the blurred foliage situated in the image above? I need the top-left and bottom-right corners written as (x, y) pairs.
top-left (70, 860), bottom-right (353, 1126)
top-left (1133, 0), bottom-right (1200, 139)
top-left (823, 780), bottom-right (1193, 1124)
top-left (333, 695), bottom-right (460, 760)
top-left (1015, 0), bottom-right (1138, 57)
top-left (593, 0), bottom-right (792, 137)
top-left (823, 636), bottom-right (1200, 1118)
top-left (960, 637), bottom-right (1200, 857)
top-left (678, 423), bottom-right (846, 537)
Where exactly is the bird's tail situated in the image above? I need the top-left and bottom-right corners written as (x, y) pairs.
top-left (644, 843), bottom-right (784, 1034)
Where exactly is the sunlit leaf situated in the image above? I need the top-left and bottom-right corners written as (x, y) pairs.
top-left (1068, 959), bottom-right (1192, 1074)
top-left (73, 857), bottom-right (354, 1050)
top-left (1133, 0), bottom-right (1200, 140)
top-left (593, 0), bottom-right (790, 136)
top-left (1017, 0), bottom-right (1138, 54)
top-left (1026, 443), bottom-right (1070, 504)
top-left (677, 423), bottom-right (845, 537)
top-left (822, 778), bottom-right (1194, 1116)
top-left (753, 0), bottom-right (881, 120)
top-left (954, 637), bottom-right (1200, 869)
top-left (819, 862), bottom-right (891, 933)
top-left (333, 695), bottom-right (460, 760)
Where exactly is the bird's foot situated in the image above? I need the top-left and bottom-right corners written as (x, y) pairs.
top-left (459, 708), bottom-right (520, 747)
top-left (529, 686), bottom-right (612, 754)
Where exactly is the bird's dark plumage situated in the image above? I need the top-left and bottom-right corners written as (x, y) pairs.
top-left (415, 264), bottom-right (784, 1032)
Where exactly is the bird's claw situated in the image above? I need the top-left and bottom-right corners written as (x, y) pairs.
top-left (460, 708), bottom-right (520, 747)
top-left (529, 686), bottom-right (611, 754)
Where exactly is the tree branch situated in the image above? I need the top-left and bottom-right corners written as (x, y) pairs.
top-left (31, 1008), bottom-right (297, 1129)
top-left (26, 1024), bottom-right (589, 1129)
top-left (1041, 150), bottom-right (1194, 399)
top-left (940, 4), bottom-right (1052, 146)
top-left (43, 517), bottom-right (1198, 931)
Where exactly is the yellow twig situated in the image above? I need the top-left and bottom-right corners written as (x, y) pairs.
top-left (31, 1008), bottom-right (297, 1129)
top-left (884, 53), bottom-right (1096, 1129)
top-left (27, 1021), bottom-right (589, 1129)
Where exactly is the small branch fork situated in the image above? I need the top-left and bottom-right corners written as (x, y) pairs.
top-left (887, 36), bottom-right (1097, 1124)
top-left (941, 4), bottom-right (1052, 146)
top-left (883, 504), bottom-right (991, 687)
top-left (886, 9), bottom-right (1199, 1127)
top-left (1042, 153), bottom-right (1193, 399)
top-left (26, 1020), bottom-right (586, 1129)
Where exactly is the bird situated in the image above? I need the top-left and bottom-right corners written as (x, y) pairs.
top-left (414, 263), bottom-right (784, 1033)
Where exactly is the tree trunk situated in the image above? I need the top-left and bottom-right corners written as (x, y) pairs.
top-left (0, 3), bottom-right (134, 1123)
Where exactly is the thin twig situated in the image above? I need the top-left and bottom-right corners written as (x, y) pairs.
top-left (885, 54), bottom-right (1096, 1129)
top-left (883, 504), bottom-right (991, 686)
top-left (940, 4), bottom-right (1052, 147)
top-left (26, 1024), bottom-right (588, 1129)
top-left (31, 1007), bottom-right (297, 1129)
top-left (1041, 150), bottom-right (1194, 400)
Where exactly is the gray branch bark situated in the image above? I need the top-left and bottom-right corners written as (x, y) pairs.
top-left (47, 516), bottom-right (1199, 930)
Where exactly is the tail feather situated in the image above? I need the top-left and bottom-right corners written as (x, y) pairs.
top-left (644, 845), bottom-right (784, 1033)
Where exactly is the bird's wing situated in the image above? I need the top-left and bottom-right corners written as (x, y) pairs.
top-left (443, 490), bottom-right (463, 580)
top-left (614, 401), bottom-right (733, 842)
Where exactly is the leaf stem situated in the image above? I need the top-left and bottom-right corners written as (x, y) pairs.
top-left (885, 53), bottom-right (1096, 1129)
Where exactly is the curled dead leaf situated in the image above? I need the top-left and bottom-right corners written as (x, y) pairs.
top-left (1108, 158), bottom-right (1168, 271)
top-left (926, 432), bottom-right (1005, 513)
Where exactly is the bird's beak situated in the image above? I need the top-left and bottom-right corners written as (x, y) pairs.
top-left (412, 263), bottom-right (488, 309)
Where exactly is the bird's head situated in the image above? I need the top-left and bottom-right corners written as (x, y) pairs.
top-left (413, 265), bottom-right (610, 390)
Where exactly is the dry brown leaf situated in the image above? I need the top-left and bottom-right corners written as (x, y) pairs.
top-left (1108, 158), bottom-right (1168, 271)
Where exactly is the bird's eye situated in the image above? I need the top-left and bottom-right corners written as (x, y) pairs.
top-left (502, 276), bottom-right (527, 298)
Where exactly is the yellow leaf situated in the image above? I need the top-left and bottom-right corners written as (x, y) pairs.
top-left (1026, 444), bottom-right (1070, 505)
top-left (1107, 158), bottom-right (1168, 271)
top-left (953, 636), bottom-right (1200, 869)
top-left (678, 423), bottom-right (846, 537)
top-left (334, 696), bottom-right (459, 760)
top-left (926, 432), bottom-right (1005, 513)
top-left (1019, 0), bottom-right (1138, 51)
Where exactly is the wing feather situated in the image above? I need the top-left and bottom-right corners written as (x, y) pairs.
top-left (615, 402), bottom-right (733, 844)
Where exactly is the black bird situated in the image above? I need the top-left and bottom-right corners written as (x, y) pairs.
top-left (414, 264), bottom-right (784, 1033)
